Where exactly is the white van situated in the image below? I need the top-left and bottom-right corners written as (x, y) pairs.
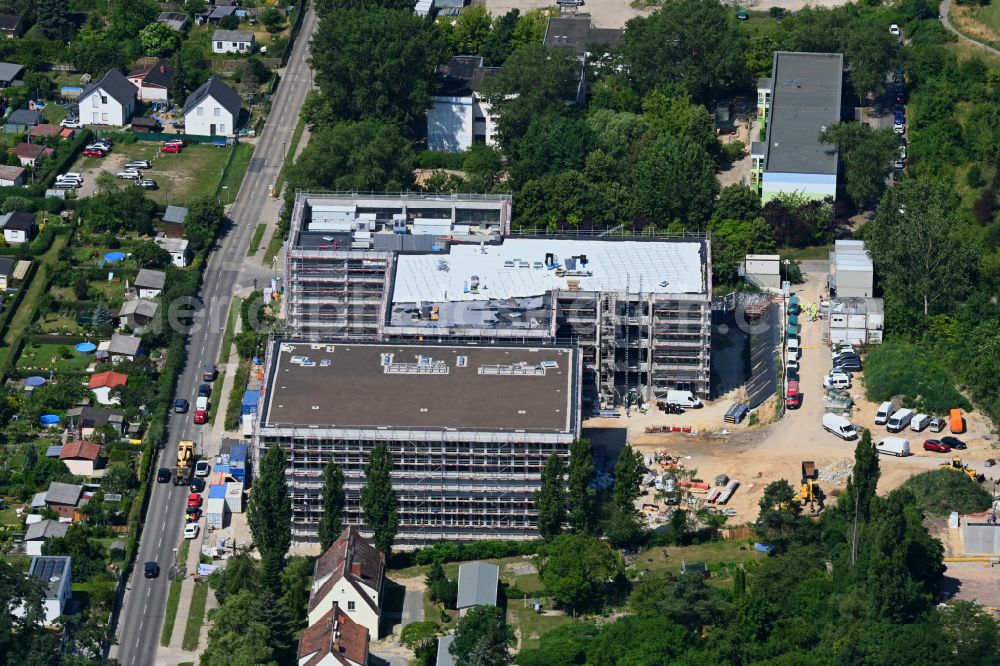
top-left (822, 372), bottom-right (851, 390)
top-left (787, 337), bottom-right (800, 358)
top-left (910, 413), bottom-right (930, 432)
top-left (196, 396), bottom-right (209, 412)
top-left (665, 390), bottom-right (702, 409)
top-left (876, 437), bottom-right (911, 457)
top-left (886, 408), bottom-right (914, 433)
top-left (874, 401), bottom-right (893, 425)
top-left (822, 413), bottom-right (858, 440)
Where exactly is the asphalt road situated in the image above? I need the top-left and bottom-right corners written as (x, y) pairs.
top-left (112, 7), bottom-right (318, 665)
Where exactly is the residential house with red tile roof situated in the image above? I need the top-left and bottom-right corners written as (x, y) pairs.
top-left (59, 441), bottom-right (102, 476)
top-left (297, 603), bottom-right (369, 666)
top-left (14, 142), bottom-right (52, 167)
top-left (88, 371), bottom-right (128, 406)
top-left (307, 527), bottom-right (385, 639)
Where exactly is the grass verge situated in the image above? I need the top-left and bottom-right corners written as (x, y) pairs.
top-left (779, 245), bottom-right (831, 261)
top-left (262, 226), bottom-right (285, 266)
top-left (247, 224), bottom-right (266, 256)
top-left (160, 539), bottom-right (191, 646)
top-left (273, 116), bottom-right (306, 194)
top-left (218, 296), bottom-right (242, 366)
top-left (224, 357), bottom-right (250, 431)
top-left (219, 142), bottom-right (254, 202)
top-left (182, 582), bottom-right (209, 651)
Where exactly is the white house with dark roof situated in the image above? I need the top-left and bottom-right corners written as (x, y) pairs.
top-left (14, 556), bottom-right (72, 626)
top-left (0, 62), bottom-right (22, 87)
top-left (23, 520), bottom-right (69, 556)
top-left (183, 76), bottom-right (241, 138)
top-left (0, 210), bottom-right (36, 243)
top-left (212, 29), bottom-right (254, 54)
top-left (134, 268), bottom-right (166, 299)
top-left (155, 236), bottom-right (190, 267)
top-left (427, 56), bottom-right (500, 153)
top-left (78, 69), bottom-right (137, 126)
top-left (0, 164), bottom-right (24, 186)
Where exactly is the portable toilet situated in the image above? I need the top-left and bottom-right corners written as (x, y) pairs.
top-left (788, 314), bottom-right (799, 327)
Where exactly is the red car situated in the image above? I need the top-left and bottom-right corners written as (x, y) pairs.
top-left (161, 143), bottom-right (181, 153)
top-left (83, 148), bottom-right (106, 157)
top-left (193, 409), bottom-right (207, 424)
top-left (923, 439), bottom-right (951, 453)
top-left (785, 381), bottom-right (801, 409)
top-left (187, 493), bottom-right (202, 508)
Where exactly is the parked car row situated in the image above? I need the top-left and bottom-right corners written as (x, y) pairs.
top-left (55, 171), bottom-right (84, 189)
top-left (785, 297), bottom-right (804, 409)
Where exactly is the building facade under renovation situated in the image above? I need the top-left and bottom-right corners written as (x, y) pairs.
top-left (254, 340), bottom-right (581, 546)
top-left (283, 193), bottom-right (713, 407)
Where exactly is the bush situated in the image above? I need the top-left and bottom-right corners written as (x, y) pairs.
top-left (863, 341), bottom-right (971, 414)
top-left (966, 164), bottom-right (985, 189)
top-left (416, 151), bottom-right (467, 170)
top-left (900, 469), bottom-right (993, 516)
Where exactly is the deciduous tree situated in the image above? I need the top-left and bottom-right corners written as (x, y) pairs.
top-left (538, 534), bottom-right (623, 612)
top-left (866, 179), bottom-right (977, 316)
top-left (450, 606), bottom-right (513, 666)
top-left (309, 7), bottom-right (448, 122)
top-left (633, 134), bottom-right (718, 229)
top-left (820, 123), bottom-right (898, 211)
top-left (287, 121), bottom-right (416, 192)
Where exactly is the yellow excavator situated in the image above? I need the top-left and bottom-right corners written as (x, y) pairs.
top-left (798, 479), bottom-right (824, 514)
top-left (174, 440), bottom-right (195, 485)
top-left (939, 456), bottom-right (983, 483)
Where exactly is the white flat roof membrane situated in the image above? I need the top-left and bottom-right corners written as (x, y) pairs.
top-left (392, 239), bottom-right (704, 303)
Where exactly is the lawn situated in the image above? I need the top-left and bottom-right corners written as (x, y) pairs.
top-left (247, 224), bottom-right (266, 256)
top-left (41, 104), bottom-right (68, 125)
top-left (951, 2), bottom-right (1000, 51)
top-left (17, 343), bottom-right (92, 373)
top-left (75, 142), bottom-right (235, 206)
top-left (220, 142), bottom-right (254, 203)
top-left (508, 605), bottom-right (575, 651)
top-left (182, 582), bottom-right (209, 651)
top-left (630, 540), bottom-right (765, 579)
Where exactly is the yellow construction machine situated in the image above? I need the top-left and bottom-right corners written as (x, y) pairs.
top-left (939, 456), bottom-right (983, 483)
top-left (174, 440), bottom-right (195, 484)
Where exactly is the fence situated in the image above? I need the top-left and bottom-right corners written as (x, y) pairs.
top-left (129, 130), bottom-right (236, 145)
top-left (208, 58), bottom-right (282, 72)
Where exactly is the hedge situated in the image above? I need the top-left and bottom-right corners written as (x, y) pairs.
top-left (900, 469), bottom-right (993, 517)
top-left (416, 150), bottom-right (466, 170)
top-left (403, 539), bottom-right (544, 567)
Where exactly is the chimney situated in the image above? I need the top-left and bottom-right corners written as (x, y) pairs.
top-left (351, 561), bottom-right (361, 578)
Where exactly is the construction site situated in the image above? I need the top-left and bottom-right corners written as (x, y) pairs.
top-left (283, 192), bottom-right (714, 409)
top-left (252, 340), bottom-right (582, 546)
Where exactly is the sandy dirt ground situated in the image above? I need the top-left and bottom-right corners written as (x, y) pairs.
top-left (583, 264), bottom-right (1000, 526)
top-left (75, 153), bottom-right (128, 198)
top-left (479, 0), bottom-right (855, 29)
top-left (717, 117), bottom-right (759, 190)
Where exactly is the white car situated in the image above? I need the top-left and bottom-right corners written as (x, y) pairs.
top-left (893, 121), bottom-right (905, 134)
top-left (60, 117), bottom-right (83, 129)
top-left (195, 460), bottom-right (211, 477)
top-left (59, 172), bottom-right (82, 180)
top-left (184, 523), bottom-right (199, 539)
top-left (117, 169), bottom-right (142, 180)
top-left (889, 24), bottom-right (900, 36)
top-left (125, 160), bottom-right (151, 170)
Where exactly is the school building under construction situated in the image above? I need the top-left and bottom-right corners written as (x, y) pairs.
top-left (283, 192), bottom-right (713, 408)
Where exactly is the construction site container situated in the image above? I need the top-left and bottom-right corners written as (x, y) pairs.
top-left (206, 497), bottom-right (227, 529)
top-left (847, 314), bottom-right (866, 328)
top-left (225, 483), bottom-right (244, 513)
top-left (242, 414), bottom-right (254, 437)
top-left (230, 444), bottom-right (247, 482)
top-left (241, 390), bottom-right (260, 415)
top-left (830, 313), bottom-right (848, 327)
top-left (208, 484), bottom-right (226, 499)
top-left (867, 312), bottom-right (884, 329)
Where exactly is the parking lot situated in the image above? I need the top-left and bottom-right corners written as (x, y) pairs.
top-left (70, 140), bottom-right (235, 205)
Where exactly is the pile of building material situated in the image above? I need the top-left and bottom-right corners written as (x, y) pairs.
top-left (818, 459), bottom-right (854, 484)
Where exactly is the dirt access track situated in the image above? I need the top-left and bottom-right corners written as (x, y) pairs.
top-left (584, 263), bottom-right (999, 524)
